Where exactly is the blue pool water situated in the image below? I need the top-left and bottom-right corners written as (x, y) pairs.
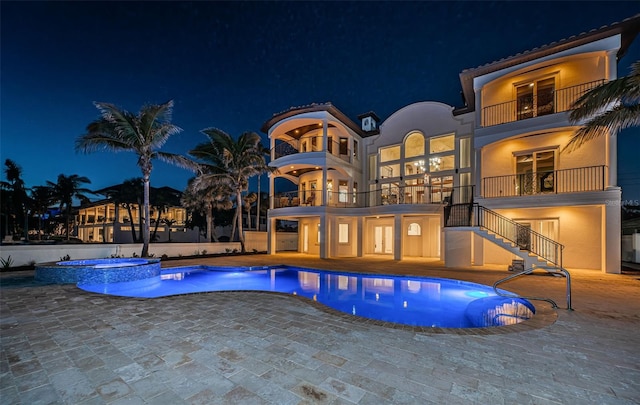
top-left (77, 265), bottom-right (535, 328)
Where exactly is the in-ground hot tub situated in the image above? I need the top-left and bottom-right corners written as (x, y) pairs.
top-left (35, 258), bottom-right (161, 284)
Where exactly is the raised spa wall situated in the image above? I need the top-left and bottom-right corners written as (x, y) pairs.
top-left (35, 258), bottom-right (161, 284)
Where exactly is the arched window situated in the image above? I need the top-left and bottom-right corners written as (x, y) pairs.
top-left (404, 132), bottom-right (425, 158)
top-left (407, 222), bottom-right (421, 236)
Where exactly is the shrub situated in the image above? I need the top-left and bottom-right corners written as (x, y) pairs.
top-left (0, 256), bottom-right (14, 269)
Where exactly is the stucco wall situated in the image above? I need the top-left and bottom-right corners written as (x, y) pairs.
top-left (485, 206), bottom-right (604, 270)
top-left (481, 130), bottom-right (606, 180)
top-left (481, 52), bottom-right (608, 109)
top-left (0, 242), bottom-right (242, 267)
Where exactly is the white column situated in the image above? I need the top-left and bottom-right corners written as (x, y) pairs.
top-left (269, 174), bottom-right (275, 209)
top-left (474, 148), bottom-right (482, 199)
top-left (356, 217), bottom-right (363, 257)
top-left (319, 215), bottom-right (328, 259)
top-left (604, 196), bottom-right (621, 274)
top-left (267, 217), bottom-right (276, 255)
top-left (394, 215), bottom-right (402, 261)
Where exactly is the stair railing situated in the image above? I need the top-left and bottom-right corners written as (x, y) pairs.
top-left (473, 204), bottom-right (563, 268)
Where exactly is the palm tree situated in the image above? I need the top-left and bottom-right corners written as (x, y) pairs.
top-left (102, 178), bottom-right (144, 243)
top-left (242, 192), bottom-right (257, 231)
top-left (188, 129), bottom-right (272, 252)
top-left (30, 186), bottom-right (55, 240)
top-left (47, 174), bottom-right (93, 240)
top-left (149, 186), bottom-right (181, 242)
top-left (76, 100), bottom-right (194, 257)
top-left (565, 60), bottom-right (640, 152)
top-left (2, 159), bottom-right (28, 238)
top-left (181, 177), bottom-right (233, 242)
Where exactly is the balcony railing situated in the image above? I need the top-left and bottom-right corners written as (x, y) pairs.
top-left (482, 166), bottom-right (606, 198)
top-left (272, 136), bottom-right (354, 163)
top-left (481, 80), bottom-right (605, 127)
top-left (273, 185), bottom-right (474, 209)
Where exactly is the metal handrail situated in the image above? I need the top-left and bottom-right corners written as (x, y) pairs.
top-left (273, 185), bottom-right (475, 209)
top-left (482, 165), bottom-right (606, 198)
top-left (481, 79), bottom-right (605, 127)
top-left (474, 204), bottom-right (563, 268)
top-left (271, 136), bottom-right (354, 162)
top-left (493, 266), bottom-right (572, 310)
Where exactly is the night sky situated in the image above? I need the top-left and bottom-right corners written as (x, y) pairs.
top-left (2, 1), bottom-right (639, 200)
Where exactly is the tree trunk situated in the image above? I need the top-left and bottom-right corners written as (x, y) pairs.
top-left (141, 176), bottom-right (150, 257)
top-left (236, 191), bottom-right (245, 252)
top-left (151, 210), bottom-right (162, 242)
top-left (205, 202), bottom-right (213, 242)
top-left (125, 204), bottom-right (137, 242)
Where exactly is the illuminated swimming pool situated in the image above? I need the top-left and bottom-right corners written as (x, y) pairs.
top-left (77, 265), bottom-right (535, 328)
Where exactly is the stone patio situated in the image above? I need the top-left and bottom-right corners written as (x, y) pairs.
top-left (1, 254), bottom-right (639, 404)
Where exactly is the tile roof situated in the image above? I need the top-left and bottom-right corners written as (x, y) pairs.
top-left (455, 13), bottom-right (640, 115)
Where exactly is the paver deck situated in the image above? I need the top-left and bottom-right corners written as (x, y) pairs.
top-left (1, 253), bottom-right (639, 404)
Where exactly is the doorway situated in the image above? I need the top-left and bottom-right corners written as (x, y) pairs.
top-left (374, 225), bottom-right (393, 254)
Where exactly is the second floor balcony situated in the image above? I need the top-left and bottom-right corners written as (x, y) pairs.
top-left (481, 80), bottom-right (605, 127)
top-left (272, 135), bottom-right (355, 163)
top-left (273, 185), bottom-right (474, 209)
top-left (481, 165), bottom-right (606, 198)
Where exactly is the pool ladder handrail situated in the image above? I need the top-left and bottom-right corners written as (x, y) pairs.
top-left (492, 266), bottom-right (573, 310)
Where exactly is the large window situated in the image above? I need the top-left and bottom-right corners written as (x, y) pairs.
top-left (339, 223), bottom-right (349, 243)
top-left (429, 155), bottom-right (454, 172)
top-left (380, 164), bottom-right (400, 178)
top-left (368, 155), bottom-right (377, 180)
top-left (516, 78), bottom-right (555, 120)
top-left (338, 180), bottom-right (348, 203)
top-left (405, 160), bottom-right (427, 176)
top-left (380, 145), bottom-right (401, 162)
top-left (404, 132), bottom-right (424, 158)
top-left (459, 138), bottom-right (471, 169)
top-left (429, 134), bottom-right (454, 153)
top-left (515, 149), bottom-right (556, 194)
top-left (339, 137), bottom-right (348, 155)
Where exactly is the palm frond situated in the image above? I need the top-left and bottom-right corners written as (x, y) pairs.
top-left (569, 78), bottom-right (636, 122)
top-left (156, 152), bottom-right (200, 172)
top-left (564, 104), bottom-right (640, 152)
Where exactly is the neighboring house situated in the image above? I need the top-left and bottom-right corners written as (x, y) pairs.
top-left (76, 186), bottom-right (197, 243)
top-left (264, 15), bottom-right (640, 274)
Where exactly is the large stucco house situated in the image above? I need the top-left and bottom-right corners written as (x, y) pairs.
top-left (263, 14), bottom-right (639, 274)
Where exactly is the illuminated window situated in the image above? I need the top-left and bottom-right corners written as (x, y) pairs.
top-left (368, 155), bottom-right (377, 180)
top-left (339, 223), bottom-right (349, 243)
top-left (404, 132), bottom-right (424, 158)
top-left (353, 140), bottom-right (359, 159)
top-left (429, 134), bottom-right (454, 153)
top-left (407, 222), bottom-right (421, 236)
top-left (338, 181), bottom-right (348, 203)
top-left (339, 138), bottom-right (348, 155)
top-left (380, 164), bottom-right (400, 178)
top-left (429, 155), bottom-right (454, 172)
top-left (405, 160), bottom-right (427, 176)
top-left (380, 145), bottom-right (401, 162)
top-left (516, 78), bottom-right (555, 120)
top-left (459, 138), bottom-right (471, 169)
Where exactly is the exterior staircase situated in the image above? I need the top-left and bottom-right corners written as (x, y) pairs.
top-left (444, 202), bottom-right (564, 273)
top-left (470, 227), bottom-right (559, 272)
top-left (444, 199), bottom-right (572, 309)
